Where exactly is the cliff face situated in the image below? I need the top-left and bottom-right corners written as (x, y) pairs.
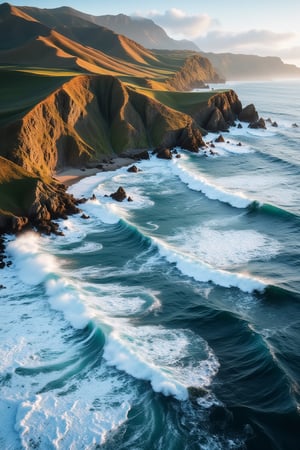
top-left (0, 74), bottom-right (244, 235)
top-left (0, 75), bottom-right (244, 179)
top-left (0, 157), bottom-right (80, 234)
top-left (1, 74), bottom-right (225, 178)
top-left (191, 90), bottom-right (242, 131)
top-left (166, 55), bottom-right (224, 91)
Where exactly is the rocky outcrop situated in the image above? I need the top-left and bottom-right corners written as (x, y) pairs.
top-left (248, 118), bottom-right (266, 129)
top-left (0, 156), bottom-right (81, 236)
top-left (155, 147), bottom-right (173, 160)
top-left (127, 165), bottom-right (141, 173)
top-left (192, 90), bottom-right (242, 132)
top-left (239, 104), bottom-right (259, 123)
top-left (110, 186), bottom-right (127, 202)
top-left (176, 123), bottom-right (205, 151)
top-left (0, 73), bottom-right (251, 236)
top-left (166, 55), bottom-right (224, 91)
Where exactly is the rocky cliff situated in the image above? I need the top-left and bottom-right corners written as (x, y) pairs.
top-left (166, 55), bottom-right (224, 91)
top-left (0, 157), bottom-right (80, 235)
top-left (0, 74), bottom-right (243, 180)
top-left (0, 73), bottom-right (245, 236)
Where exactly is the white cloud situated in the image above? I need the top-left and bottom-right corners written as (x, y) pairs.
top-left (139, 8), bottom-right (218, 39)
top-left (135, 8), bottom-right (300, 66)
top-left (195, 29), bottom-right (297, 52)
top-left (194, 29), bottom-right (300, 66)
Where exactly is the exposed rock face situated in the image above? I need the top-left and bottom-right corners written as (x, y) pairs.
top-left (0, 156), bottom-right (81, 235)
top-left (192, 90), bottom-right (242, 132)
top-left (156, 147), bottom-right (173, 159)
top-left (248, 117), bottom-right (266, 129)
top-left (110, 186), bottom-right (127, 202)
top-left (0, 181), bottom-right (80, 235)
top-left (127, 165), bottom-right (140, 173)
top-left (0, 73), bottom-right (249, 235)
top-left (176, 123), bottom-right (205, 152)
top-left (215, 134), bottom-right (225, 143)
top-left (0, 76), bottom-right (245, 182)
top-left (239, 104), bottom-right (259, 123)
top-left (166, 54), bottom-right (224, 91)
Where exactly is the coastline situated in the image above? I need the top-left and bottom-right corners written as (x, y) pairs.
top-left (54, 156), bottom-right (137, 187)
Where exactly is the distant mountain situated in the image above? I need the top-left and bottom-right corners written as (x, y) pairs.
top-left (18, 6), bottom-right (200, 52)
top-left (201, 52), bottom-right (300, 80)
top-left (93, 14), bottom-right (200, 52)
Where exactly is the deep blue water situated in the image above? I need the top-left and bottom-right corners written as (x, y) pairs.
top-left (0, 80), bottom-right (300, 449)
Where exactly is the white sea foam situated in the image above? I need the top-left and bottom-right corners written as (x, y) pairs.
top-left (15, 365), bottom-right (135, 450)
top-left (103, 324), bottom-right (219, 402)
top-left (203, 133), bottom-right (253, 157)
top-left (7, 233), bottom-right (57, 285)
top-left (153, 237), bottom-right (266, 293)
top-left (168, 226), bottom-right (281, 269)
top-left (171, 160), bottom-right (252, 208)
top-left (6, 233), bottom-right (90, 329)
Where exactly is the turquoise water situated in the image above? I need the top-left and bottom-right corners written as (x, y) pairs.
top-left (1, 81), bottom-right (300, 449)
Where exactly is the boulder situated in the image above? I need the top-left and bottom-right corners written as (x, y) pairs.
top-left (176, 124), bottom-right (205, 152)
top-left (239, 104), bottom-right (259, 123)
top-left (156, 147), bottom-right (173, 160)
top-left (110, 186), bottom-right (127, 202)
top-left (215, 134), bottom-right (225, 143)
top-left (206, 108), bottom-right (228, 132)
top-left (248, 117), bottom-right (266, 129)
top-left (127, 165), bottom-right (140, 173)
top-left (272, 121), bottom-right (278, 127)
top-left (237, 123), bottom-right (243, 129)
top-left (292, 123), bottom-right (299, 128)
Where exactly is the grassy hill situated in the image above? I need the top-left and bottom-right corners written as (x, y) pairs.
top-left (0, 3), bottom-right (243, 234)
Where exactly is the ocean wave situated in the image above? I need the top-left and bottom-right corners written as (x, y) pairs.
top-left (15, 365), bottom-right (135, 450)
top-left (103, 325), bottom-right (219, 402)
top-left (167, 225), bottom-right (281, 269)
top-left (153, 236), bottom-right (266, 293)
top-left (171, 159), bottom-right (252, 208)
top-left (6, 232), bottom-right (220, 403)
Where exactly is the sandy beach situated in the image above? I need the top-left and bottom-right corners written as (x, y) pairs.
top-left (54, 156), bottom-right (137, 186)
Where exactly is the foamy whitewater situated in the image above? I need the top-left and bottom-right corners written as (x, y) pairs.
top-left (1, 80), bottom-right (300, 449)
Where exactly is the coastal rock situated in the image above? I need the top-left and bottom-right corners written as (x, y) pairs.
top-left (272, 121), bottom-right (278, 127)
top-left (155, 147), bottom-right (173, 160)
top-left (206, 108), bottom-right (228, 132)
top-left (127, 165), bottom-right (140, 173)
top-left (248, 117), bottom-right (266, 129)
top-left (292, 123), bottom-right (298, 128)
top-left (110, 186), bottom-right (127, 202)
top-left (239, 104), bottom-right (259, 123)
top-left (215, 134), bottom-right (225, 143)
top-left (132, 150), bottom-right (150, 161)
top-left (176, 124), bottom-right (205, 152)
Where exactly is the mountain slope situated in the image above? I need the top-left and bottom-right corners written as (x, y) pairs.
top-left (19, 6), bottom-right (199, 52)
top-left (16, 5), bottom-right (159, 65)
top-left (93, 14), bottom-right (200, 51)
top-left (201, 52), bottom-right (300, 80)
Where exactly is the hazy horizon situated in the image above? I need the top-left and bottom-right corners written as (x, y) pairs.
top-left (7, 0), bottom-right (300, 67)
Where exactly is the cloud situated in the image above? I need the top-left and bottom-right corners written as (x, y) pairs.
top-left (195, 29), bottom-right (297, 51)
top-left (140, 8), bottom-right (218, 39)
top-left (194, 29), bottom-right (300, 67)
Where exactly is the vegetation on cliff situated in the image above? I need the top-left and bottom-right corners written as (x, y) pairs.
top-left (0, 3), bottom-right (247, 236)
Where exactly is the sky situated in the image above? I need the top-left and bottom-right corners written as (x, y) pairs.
top-left (9, 0), bottom-right (300, 67)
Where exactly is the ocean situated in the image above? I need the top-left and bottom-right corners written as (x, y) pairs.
top-left (0, 80), bottom-right (300, 449)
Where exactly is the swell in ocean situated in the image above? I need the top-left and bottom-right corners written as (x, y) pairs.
top-left (1, 80), bottom-right (300, 449)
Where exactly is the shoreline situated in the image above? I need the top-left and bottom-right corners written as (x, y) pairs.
top-left (54, 156), bottom-right (137, 187)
